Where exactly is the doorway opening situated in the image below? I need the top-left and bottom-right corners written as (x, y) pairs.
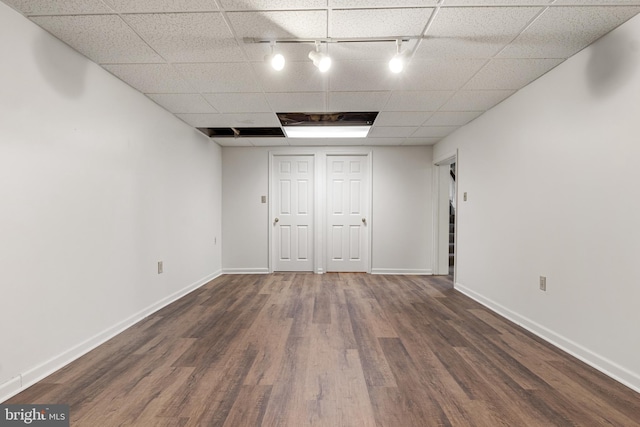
top-left (434, 153), bottom-right (457, 279)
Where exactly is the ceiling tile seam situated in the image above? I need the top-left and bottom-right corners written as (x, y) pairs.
top-left (492, 5), bottom-right (551, 59)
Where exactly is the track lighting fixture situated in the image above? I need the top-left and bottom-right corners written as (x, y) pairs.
top-left (389, 39), bottom-right (406, 74)
top-left (265, 41), bottom-right (285, 71)
top-left (308, 41), bottom-right (331, 73)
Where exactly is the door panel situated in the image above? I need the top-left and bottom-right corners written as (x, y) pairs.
top-left (272, 155), bottom-right (314, 271)
top-left (327, 155), bottom-right (369, 272)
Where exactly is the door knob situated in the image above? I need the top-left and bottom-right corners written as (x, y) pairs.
top-left (274, 217), bottom-right (279, 224)
top-left (362, 218), bottom-right (366, 224)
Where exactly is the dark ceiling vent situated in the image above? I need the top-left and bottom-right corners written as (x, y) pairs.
top-left (198, 127), bottom-right (285, 138)
top-left (277, 111), bottom-right (378, 127)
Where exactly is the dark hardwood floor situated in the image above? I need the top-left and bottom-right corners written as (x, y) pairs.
top-left (7, 273), bottom-right (640, 426)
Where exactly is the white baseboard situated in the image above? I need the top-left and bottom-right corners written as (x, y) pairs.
top-left (0, 270), bottom-right (223, 403)
top-left (222, 268), bottom-right (269, 274)
top-left (455, 282), bottom-right (640, 394)
top-left (371, 268), bottom-right (432, 275)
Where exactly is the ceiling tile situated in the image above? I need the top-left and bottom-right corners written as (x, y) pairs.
top-left (227, 10), bottom-right (327, 39)
top-left (366, 137), bottom-right (407, 145)
top-left (384, 91), bottom-right (454, 111)
top-left (331, 0), bottom-right (436, 6)
top-left (411, 126), bottom-right (458, 138)
top-left (124, 13), bottom-right (243, 63)
top-left (249, 137), bottom-right (290, 146)
top-left (220, 0), bottom-right (327, 9)
top-left (424, 111), bottom-right (482, 126)
top-left (3, 0), bottom-right (113, 15)
top-left (418, 7), bottom-right (542, 58)
top-left (463, 58), bottom-right (564, 90)
top-left (330, 8), bottom-right (434, 38)
top-left (174, 63), bottom-right (260, 92)
top-left (328, 92), bottom-right (390, 111)
top-left (368, 126), bottom-right (417, 137)
top-left (103, 64), bottom-right (194, 93)
top-left (444, 0), bottom-right (551, 5)
top-left (30, 15), bottom-right (163, 64)
top-left (440, 90), bottom-right (515, 111)
top-left (403, 137), bottom-right (441, 145)
top-left (147, 94), bottom-right (216, 114)
top-left (177, 112), bottom-right (279, 127)
top-left (399, 58), bottom-right (488, 90)
top-left (374, 112), bottom-right (431, 126)
top-left (555, 0), bottom-right (640, 4)
top-left (212, 138), bottom-right (253, 146)
top-left (499, 6), bottom-right (640, 58)
top-left (254, 61), bottom-right (326, 92)
top-left (329, 61), bottom-right (403, 91)
top-left (328, 41), bottom-right (412, 62)
top-left (266, 92), bottom-right (326, 112)
top-left (105, 0), bottom-right (218, 13)
top-left (203, 93), bottom-right (271, 113)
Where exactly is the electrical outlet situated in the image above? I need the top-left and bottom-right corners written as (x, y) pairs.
top-left (158, 261), bottom-right (163, 274)
top-left (463, 192), bottom-right (468, 201)
top-left (261, 195), bottom-right (267, 203)
top-left (539, 276), bottom-right (546, 291)
top-left (214, 236), bottom-right (217, 245)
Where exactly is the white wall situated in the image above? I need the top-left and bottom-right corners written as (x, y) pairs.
top-left (434, 14), bottom-right (640, 391)
top-left (222, 146), bottom-right (433, 275)
top-left (0, 3), bottom-right (222, 401)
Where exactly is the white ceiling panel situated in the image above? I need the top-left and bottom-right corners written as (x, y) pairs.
top-left (418, 7), bottom-right (542, 58)
top-left (555, 0), bottom-right (640, 4)
top-left (424, 111), bottom-right (482, 126)
top-left (103, 64), bottom-right (194, 93)
top-left (203, 93), bottom-right (271, 113)
top-left (366, 137), bottom-right (407, 145)
top-left (174, 63), bottom-right (260, 92)
top-left (227, 10), bottom-right (327, 39)
top-left (330, 8), bottom-right (433, 38)
top-left (177, 112), bottom-right (279, 127)
top-left (266, 92), bottom-right (326, 112)
top-left (328, 91), bottom-right (390, 111)
top-left (463, 58), bottom-right (563, 90)
top-left (248, 137), bottom-right (290, 146)
top-left (212, 138), bottom-right (253, 146)
top-left (374, 112), bottom-right (431, 127)
top-left (105, 0), bottom-right (218, 13)
top-left (399, 58), bottom-right (488, 90)
top-left (3, 0), bottom-right (112, 15)
top-left (253, 61), bottom-right (326, 92)
top-left (369, 126), bottom-right (418, 138)
top-left (221, 0), bottom-right (327, 9)
top-left (31, 15), bottom-right (163, 64)
top-left (147, 93), bottom-right (216, 113)
top-left (384, 91), bottom-right (454, 111)
top-left (329, 61), bottom-right (403, 92)
top-left (327, 41), bottom-right (407, 62)
top-left (412, 126), bottom-right (459, 138)
top-left (330, 0), bottom-right (437, 7)
top-left (499, 6), bottom-right (640, 58)
top-left (403, 137), bottom-right (441, 145)
top-left (441, 90), bottom-right (515, 111)
top-left (124, 13), bottom-right (243, 63)
top-left (444, 0), bottom-right (551, 5)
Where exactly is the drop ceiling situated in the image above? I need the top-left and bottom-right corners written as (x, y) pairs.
top-left (4, 0), bottom-right (639, 146)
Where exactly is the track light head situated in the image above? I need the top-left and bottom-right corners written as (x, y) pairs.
top-left (309, 41), bottom-right (331, 72)
top-left (388, 39), bottom-right (406, 74)
top-left (265, 42), bottom-right (285, 71)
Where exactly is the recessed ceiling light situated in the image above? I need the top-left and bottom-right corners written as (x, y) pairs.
top-left (283, 126), bottom-right (371, 138)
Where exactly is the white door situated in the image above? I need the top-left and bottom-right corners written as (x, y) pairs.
top-left (272, 155), bottom-right (314, 271)
top-left (326, 155), bottom-right (370, 272)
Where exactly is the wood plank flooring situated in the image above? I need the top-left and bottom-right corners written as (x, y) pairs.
top-left (7, 273), bottom-right (640, 426)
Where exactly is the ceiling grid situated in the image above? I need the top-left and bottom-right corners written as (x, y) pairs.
top-left (3, 0), bottom-right (639, 146)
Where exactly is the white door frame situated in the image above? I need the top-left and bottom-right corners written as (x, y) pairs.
top-left (269, 150), bottom-right (320, 273)
top-left (325, 149), bottom-right (373, 274)
top-left (433, 150), bottom-right (458, 279)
